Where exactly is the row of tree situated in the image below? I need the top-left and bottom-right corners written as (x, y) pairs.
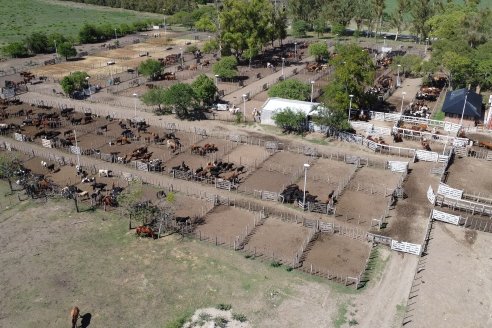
top-left (59, 0), bottom-right (207, 15)
top-left (1, 18), bottom-right (159, 58)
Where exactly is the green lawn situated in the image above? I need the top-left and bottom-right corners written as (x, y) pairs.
top-left (0, 183), bottom-right (357, 327)
top-left (0, 0), bottom-right (161, 47)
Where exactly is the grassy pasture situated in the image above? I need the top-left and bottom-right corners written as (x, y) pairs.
top-left (0, 182), bottom-right (355, 327)
top-left (0, 0), bottom-right (161, 47)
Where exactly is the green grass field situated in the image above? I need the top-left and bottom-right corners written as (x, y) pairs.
top-left (0, 181), bottom-right (360, 327)
top-left (0, 0), bottom-right (162, 47)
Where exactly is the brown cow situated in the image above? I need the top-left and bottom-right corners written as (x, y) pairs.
top-left (136, 226), bottom-right (155, 238)
top-left (70, 306), bottom-right (80, 328)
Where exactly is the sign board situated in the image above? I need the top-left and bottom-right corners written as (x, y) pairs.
top-left (70, 146), bottom-right (81, 155)
top-left (41, 138), bottom-right (52, 148)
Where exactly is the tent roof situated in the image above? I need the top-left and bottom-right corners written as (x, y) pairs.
top-left (261, 97), bottom-right (320, 114)
top-left (442, 89), bottom-right (482, 119)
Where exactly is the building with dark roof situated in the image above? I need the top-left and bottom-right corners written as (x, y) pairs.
top-left (441, 89), bottom-right (483, 126)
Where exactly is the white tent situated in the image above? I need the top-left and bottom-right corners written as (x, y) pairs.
top-left (260, 97), bottom-right (321, 126)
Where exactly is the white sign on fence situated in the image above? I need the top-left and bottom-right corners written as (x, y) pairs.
top-left (432, 209), bottom-right (460, 225)
top-left (136, 161), bottom-right (149, 171)
top-left (437, 183), bottom-right (463, 200)
top-left (427, 185), bottom-right (436, 205)
top-left (41, 138), bottom-right (52, 148)
top-left (14, 133), bottom-right (24, 142)
top-left (391, 240), bottom-right (422, 255)
top-left (416, 150), bottom-right (439, 162)
top-left (70, 146), bottom-right (81, 155)
top-left (387, 161), bottom-right (408, 173)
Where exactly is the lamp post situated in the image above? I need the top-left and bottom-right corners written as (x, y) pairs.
top-left (180, 47), bottom-right (183, 66)
top-left (400, 91), bottom-right (406, 115)
top-left (384, 36), bottom-right (387, 46)
top-left (425, 37), bottom-right (429, 56)
top-left (310, 80), bottom-right (315, 103)
top-left (133, 93), bottom-right (138, 118)
top-left (85, 76), bottom-right (91, 100)
top-left (294, 42), bottom-right (297, 62)
top-left (281, 57), bottom-right (285, 78)
top-left (114, 28), bottom-right (118, 41)
top-left (302, 163), bottom-right (310, 209)
top-left (242, 94), bottom-right (247, 123)
top-left (348, 94), bottom-right (354, 122)
top-left (460, 90), bottom-right (469, 126)
top-left (54, 40), bottom-right (57, 57)
top-left (214, 74), bottom-right (219, 87)
top-left (163, 11), bottom-right (166, 36)
top-left (397, 64), bottom-right (401, 88)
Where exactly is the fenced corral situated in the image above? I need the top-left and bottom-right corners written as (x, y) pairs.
top-left (368, 111), bottom-right (462, 135)
top-left (437, 182), bottom-right (463, 200)
top-left (392, 126), bottom-right (468, 147)
top-left (435, 194), bottom-right (492, 216)
top-left (350, 121), bottom-right (392, 136)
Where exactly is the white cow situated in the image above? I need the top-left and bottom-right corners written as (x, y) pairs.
top-left (98, 169), bottom-right (112, 177)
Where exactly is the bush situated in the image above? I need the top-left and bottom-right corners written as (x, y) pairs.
top-left (272, 108), bottom-right (308, 134)
top-left (185, 45), bottom-right (198, 53)
top-left (232, 313), bottom-right (248, 322)
top-left (214, 317), bottom-right (229, 328)
top-left (270, 261), bottom-right (282, 267)
top-left (2, 42), bottom-right (29, 58)
top-left (216, 303), bottom-right (232, 311)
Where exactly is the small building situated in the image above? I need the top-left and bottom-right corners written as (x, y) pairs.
top-left (260, 97), bottom-right (321, 126)
top-left (442, 88), bottom-right (483, 127)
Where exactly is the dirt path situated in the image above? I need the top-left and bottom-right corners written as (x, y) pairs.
top-left (355, 250), bottom-right (418, 328)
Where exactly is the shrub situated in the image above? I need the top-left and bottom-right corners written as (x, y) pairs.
top-left (232, 313), bottom-right (248, 322)
top-left (216, 303), bottom-right (232, 311)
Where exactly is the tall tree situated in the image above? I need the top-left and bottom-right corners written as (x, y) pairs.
top-left (410, 0), bottom-right (435, 41)
top-left (24, 32), bottom-right (50, 54)
top-left (287, 0), bottom-right (322, 23)
top-left (371, 0), bottom-right (386, 38)
top-left (58, 42), bottom-right (77, 60)
top-left (162, 83), bottom-right (196, 119)
top-left (220, 0), bottom-right (273, 58)
top-left (389, 0), bottom-right (409, 41)
top-left (318, 44), bottom-right (375, 129)
top-left (0, 153), bottom-right (21, 192)
top-left (138, 59), bottom-right (163, 81)
top-left (322, 1), bottom-right (356, 32)
top-left (191, 74), bottom-right (217, 106)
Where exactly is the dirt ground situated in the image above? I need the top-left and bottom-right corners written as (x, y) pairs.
top-left (244, 217), bottom-right (309, 264)
top-left (195, 205), bottom-right (257, 245)
top-left (381, 161), bottom-right (440, 243)
top-left (335, 190), bottom-right (390, 229)
top-left (301, 233), bottom-right (371, 277)
top-left (300, 158), bottom-right (354, 200)
top-left (222, 144), bottom-right (270, 168)
top-left (350, 166), bottom-right (402, 190)
top-left (407, 222), bottom-right (492, 328)
top-left (445, 157), bottom-right (492, 196)
top-left (240, 168), bottom-right (294, 193)
top-left (266, 151), bottom-right (313, 171)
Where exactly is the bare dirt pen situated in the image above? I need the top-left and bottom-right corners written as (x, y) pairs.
top-left (240, 150), bottom-right (313, 193)
top-left (222, 144), bottom-right (270, 168)
top-left (240, 169), bottom-right (293, 193)
top-left (408, 222), bottom-right (492, 328)
top-left (348, 166), bottom-right (402, 191)
top-left (195, 205), bottom-right (256, 244)
top-left (301, 158), bottom-right (354, 200)
top-left (243, 217), bottom-right (309, 264)
top-left (445, 157), bottom-right (492, 196)
top-left (335, 190), bottom-right (389, 229)
top-left (301, 233), bottom-right (371, 277)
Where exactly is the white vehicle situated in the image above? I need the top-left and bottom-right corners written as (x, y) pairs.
top-left (214, 103), bottom-right (229, 111)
